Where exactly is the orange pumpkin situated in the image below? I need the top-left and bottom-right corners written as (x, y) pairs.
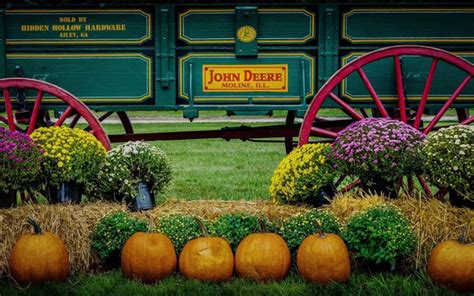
top-left (179, 218), bottom-right (234, 282)
top-left (235, 220), bottom-right (291, 281)
top-left (428, 227), bottom-right (474, 293)
top-left (9, 218), bottom-right (70, 285)
top-left (296, 222), bottom-right (350, 283)
top-left (121, 232), bottom-right (177, 283)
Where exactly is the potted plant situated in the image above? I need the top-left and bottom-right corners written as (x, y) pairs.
top-left (330, 118), bottom-right (425, 198)
top-left (421, 125), bottom-right (473, 208)
top-left (30, 126), bottom-right (106, 203)
top-left (0, 127), bottom-right (43, 207)
top-left (269, 143), bottom-right (336, 206)
top-left (91, 141), bottom-right (172, 211)
top-left (343, 205), bottom-right (417, 271)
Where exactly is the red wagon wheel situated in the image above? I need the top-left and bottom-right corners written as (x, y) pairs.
top-left (299, 45), bottom-right (474, 198)
top-left (0, 78), bottom-right (111, 150)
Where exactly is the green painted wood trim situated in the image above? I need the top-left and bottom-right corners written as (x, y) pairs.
top-left (4, 53), bottom-right (152, 103)
top-left (343, 8), bottom-right (474, 44)
top-left (5, 9), bottom-right (151, 45)
top-left (179, 8), bottom-right (315, 45)
top-left (155, 5), bottom-right (177, 106)
top-left (178, 52), bottom-right (315, 105)
top-left (317, 5), bottom-right (339, 91)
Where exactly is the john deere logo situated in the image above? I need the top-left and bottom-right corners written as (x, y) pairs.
top-left (237, 26), bottom-right (257, 43)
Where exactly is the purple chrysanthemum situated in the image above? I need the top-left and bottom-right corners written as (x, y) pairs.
top-left (330, 118), bottom-right (425, 182)
top-left (0, 127), bottom-right (43, 193)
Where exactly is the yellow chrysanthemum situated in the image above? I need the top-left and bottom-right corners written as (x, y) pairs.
top-left (269, 143), bottom-right (335, 204)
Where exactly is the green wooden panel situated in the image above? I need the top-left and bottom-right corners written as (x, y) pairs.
top-left (0, 10), bottom-right (5, 78)
top-left (6, 9), bottom-right (151, 45)
top-left (4, 53), bottom-right (152, 103)
top-left (179, 8), bottom-right (315, 44)
top-left (340, 52), bottom-right (474, 103)
top-left (343, 8), bottom-right (474, 44)
top-left (179, 53), bottom-right (315, 104)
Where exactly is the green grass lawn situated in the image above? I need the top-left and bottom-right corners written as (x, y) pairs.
top-left (104, 122), bottom-right (286, 201)
top-left (0, 271), bottom-right (459, 296)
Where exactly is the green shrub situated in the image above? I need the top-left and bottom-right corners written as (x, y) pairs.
top-left (157, 215), bottom-right (211, 253)
top-left (91, 211), bottom-right (148, 264)
top-left (209, 213), bottom-right (275, 251)
top-left (279, 210), bottom-right (341, 252)
top-left (343, 205), bottom-right (416, 269)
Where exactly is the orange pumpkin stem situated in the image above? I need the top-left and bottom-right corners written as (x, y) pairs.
top-left (194, 217), bottom-right (209, 237)
top-left (258, 218), bottom-right (267, 233)
top-left (27, 218), bottom-right (42, 235)
top-left (314, 220), bottom-right (325, 238)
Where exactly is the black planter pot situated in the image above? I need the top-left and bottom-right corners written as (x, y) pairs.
top-left (307, 184), bottom-right (336, 207)
top-left (361, 176), bottom-right (397, 199)
top-left (449, 190), bottom-right (474, 209)
top-left (0, 190), bottom-right (17, 208)
top-left (129, 182), bottom-right (155, 212)
top-left (48, 182), bottom-right (82, 204)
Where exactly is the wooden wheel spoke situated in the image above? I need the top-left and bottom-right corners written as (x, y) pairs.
top-left (54, 106), bottom-right (74, 127)
top-left (341, 179), bottom-right (362, 193)
top-left (407, 176), bottom-right (414, 195)
top-left (460, 116), bottom-right (474, 125)
top-left (394, 56), bottom-right (407, 123)
top-left (329, 92), bottom-right (364, 120)
top-left (359, 108), bottom-right (369, 118)
top-left (3, 88), bottom-right (16, 131)
top-left (84, 111), bottom-right (114, 132)
top-left (27, 90), bottom-right (44, 135)
top-left (434, 187), bottom-right (449, 200)
top-left (414, 58), bottom-right (438, 129)
top-left (69, 113), bottom-right (81, 128)
top-left (423, 74), bottom-right (472, 134)
top-left (416, 175), bottom-right (433, 198)
top-left (310, 126), bottom-right (338, 139)
top-left (357, 68), bottom-right (389, 117)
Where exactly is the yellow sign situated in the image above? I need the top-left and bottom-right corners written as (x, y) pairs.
top-left (236, 25), bottom-right (257, 43)
top-left (203, 65), bottom-right (288, 92)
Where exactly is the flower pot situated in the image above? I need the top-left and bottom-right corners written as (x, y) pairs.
top-left (129, 182), bottom-right (155, 212)
top-left (449, 190), bottom-right (474, 209)
top-left (48, 182), bottom-right (82, 204)
top-left (361, 175), bottom-right (397, 199)
top-left (307, 184), bottom-right (336, 207)
top-left (0, 190), bottom-right (17, 208)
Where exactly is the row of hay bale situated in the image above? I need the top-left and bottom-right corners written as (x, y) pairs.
top-left (0, 194), bottom-right (472, 277)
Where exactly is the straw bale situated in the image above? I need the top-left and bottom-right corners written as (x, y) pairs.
top-left (325, 192), bottom-right (385, 223)
top-left (392, 196), bottom-right (474, 269)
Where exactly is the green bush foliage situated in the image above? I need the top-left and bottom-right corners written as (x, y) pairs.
top-left (91, 211), bottom-right (148, 264)
top-left (343, 205), bottom-right (416, 269)
top-left (157, 215), bottom-right (210, 254)
top-left (209, 213), bottom-right (275, 251)
top-left (278, 210), bottom-right (341, 252)
top-left (90, 141), bottom-right (172, 202)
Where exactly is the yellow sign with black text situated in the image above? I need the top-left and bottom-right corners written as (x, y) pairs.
top-left (203, 65), bottom-right (288, 92)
